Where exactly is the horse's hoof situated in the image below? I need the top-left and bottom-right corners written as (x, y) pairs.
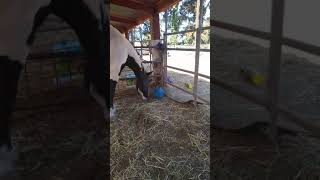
top-left (0, 146), bottom-right (18, 179)
top-left (109, 107), bottom-right (117, 121)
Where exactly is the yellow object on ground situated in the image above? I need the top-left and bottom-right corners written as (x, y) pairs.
top-left (240, 68), bottom-right (266, 86)
top-left (251, 73), bottom-right (265, 86)
top-left (185, 83), bottom-right (193, 90)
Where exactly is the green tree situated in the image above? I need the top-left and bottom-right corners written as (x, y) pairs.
top-left (132, 0), bottom-right (211, 46)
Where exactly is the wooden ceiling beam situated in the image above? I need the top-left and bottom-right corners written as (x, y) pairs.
top-left (111, 14), bottom-right (137, 24)
top-left (111, 0), bottom-right (154, 13)
top-left (113, 25), bottom-right (127, 33)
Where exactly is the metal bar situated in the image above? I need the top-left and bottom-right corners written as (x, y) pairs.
top-left (193, 0), bottom-right (204, 103)
top-left (131, 39), bottom-right (165, 42)
top-left (27, 52), bottom-right (86, 61)
top-left (164, 26), bottom-right (210, 36)
top-left (212, 77), bottom-right (267, 107)
top-left (165, 65), bottom-right (210, 79)
top-left (142, 60), bottom-right (162, 64)
top-left (139, 26), bottom-right (143, 58)
top-left (167, 48), bottom-right (210, 52)
top-left (163, 10), bottom-right (168, 87)
top-left (133, 47), bottom-right (150, 49)
top-left (213, 77), bottom-right (320, 136)
top-left (165, 81), bottom-right (209, 104)
top-left (212, 20), bottom-right (270, 40)
top-left (267, 0), bottom-right (285, 143)
top-left (212, 19), bottom-right (320, 57)
top-left (133, 46), bottom-right (165, 49)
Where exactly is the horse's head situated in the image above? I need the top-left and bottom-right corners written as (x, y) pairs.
top-left (136, 66), bottom-right (152, 100)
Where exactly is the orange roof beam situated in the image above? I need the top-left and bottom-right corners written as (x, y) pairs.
top-left (111, 0), bottom-right (154, 13)
top-left (111, 15), bottom-right (137, 24)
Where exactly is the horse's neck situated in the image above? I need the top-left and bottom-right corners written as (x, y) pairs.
top-left (126, 56), bottom-right (142, 79)
top-left (125, 36), bottom-right (143, 67)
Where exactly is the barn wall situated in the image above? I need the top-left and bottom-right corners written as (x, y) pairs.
top-left (212, 0), bottom-right (320, 64)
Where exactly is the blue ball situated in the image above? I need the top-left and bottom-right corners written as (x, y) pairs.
top-left (154, 87), bottom-right (165, 99)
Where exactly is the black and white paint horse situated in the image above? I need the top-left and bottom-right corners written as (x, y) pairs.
top-left (110, 25), bottom-right (152, 118)
top-left (0, 0), bottom-right (108, 176)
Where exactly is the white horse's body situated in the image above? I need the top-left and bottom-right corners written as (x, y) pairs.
top-left (109, 25), bottom-right (152, 119)
top-left (110, 25), bottom-right (143, 82)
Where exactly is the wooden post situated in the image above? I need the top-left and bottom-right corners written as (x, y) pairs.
top-left (193, 0), bottom-right (204, 103)
top-left (150, 40), bottom-right (163, 97)
top-left (151, 9), bottom-right (160, 40)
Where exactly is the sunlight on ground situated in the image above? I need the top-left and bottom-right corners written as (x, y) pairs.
top-left (142, 50), bottom-right (210, 77)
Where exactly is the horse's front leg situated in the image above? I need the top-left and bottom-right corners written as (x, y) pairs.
top-left (109, 80), bottom-right (117, 120)
top-left (0, 57), bottom-right (22, 177)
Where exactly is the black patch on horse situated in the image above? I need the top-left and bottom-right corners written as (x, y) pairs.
top-left (118, 56), bottom-right (150, 98)
top-left (0, 57), bottom-right (22, 149)
top-left (27, 6), bottom-right (52, 45)
top-left (109, 80), bottom-right (117, 109)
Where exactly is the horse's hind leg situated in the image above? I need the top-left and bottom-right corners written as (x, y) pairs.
top-left (0, 57), bottom-right (22, 177)
top-left (109, 80), bottom-right (117, 119)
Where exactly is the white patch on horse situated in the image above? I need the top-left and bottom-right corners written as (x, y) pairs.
top-left (138, 89), bottom-right (147, 101)
top-left (0, 0), bottom-right (51, 63)
top-left (110, 107), bottom-right (116, 120)
top-left (110, 25), bottom-right (144, 82)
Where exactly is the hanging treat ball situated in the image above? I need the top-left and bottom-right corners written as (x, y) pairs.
top-left (154, 87), bottom-right (165, 99)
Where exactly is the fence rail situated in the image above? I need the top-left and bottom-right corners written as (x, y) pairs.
top-left (166, 65), bottom-right (210, 79)
top-left (213, 20), bottom-right (320, 56)
top-left (164, 26), bottom-right (210, 36)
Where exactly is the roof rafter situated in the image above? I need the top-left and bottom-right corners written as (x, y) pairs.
top-left (111, 14), bottom-right (137, 24)
top-left (111, 0), bottom-right (155, 13)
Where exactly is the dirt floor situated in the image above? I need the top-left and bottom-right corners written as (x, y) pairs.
top-left (167, 70), bottom-right (210, 103)
top-left (13, 86), bottom-right (106, 180)
top-left (212, 34), bottom-right (320, 179)
top-left (111, 84), bottom-right (210, 179)
top-left (213, 128), bottom-right (320, 180)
